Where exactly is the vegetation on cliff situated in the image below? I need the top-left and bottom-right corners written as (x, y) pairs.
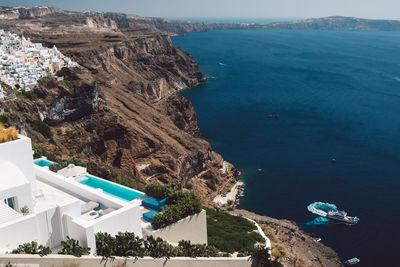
top-left (206, 208), bottom-right (264, 254)
top-left (144, 183), bottom-right (202, 229)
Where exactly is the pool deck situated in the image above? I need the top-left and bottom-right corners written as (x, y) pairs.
top-left (34, 180), bottom-right (81, 213)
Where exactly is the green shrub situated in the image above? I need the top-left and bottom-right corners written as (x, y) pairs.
top-left (31, 120), bottom-right (52, 139)
top-left (206, 208), bottom-right (263, 254)
top-left (151, 191), bottom-right (202, 230)
top-left (144, 183), bottom-right (168, 200)
top-left (32, 144), bottom-right (46, 159)
top-left (95, 232), bottom-right (219, 259)
top-left (113, 176), bottom-right (138, 190)
top-left (50, 157), bottom-right (86, 172)
top-left (56, 67), bottom-right (71, 77)
top-left (95, 232), bottom-right (116, 259)
top-left (58, 236), bottom-right (90, 257)
top-left (0, 114), bottom-right (9, 125)
top-left (11, 241), bottom-right (51, 257)
top-left (116, 232), bottom-right (147, 257)
top-left (250, 246), bottom-right (282, 267)
top-left (177, 240), bottom-right (218, 257)
top-left (143, 183), bottom-right (202, 230)
top-left (144, 236), bottom-right (178, 258)
top-left (206, 180), bottom-right (216, 191)
top-left (17, 90), bottom-right (37, 101)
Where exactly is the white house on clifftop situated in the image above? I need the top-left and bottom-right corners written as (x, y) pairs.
top-left (0, 134), bottom-right (207, 253)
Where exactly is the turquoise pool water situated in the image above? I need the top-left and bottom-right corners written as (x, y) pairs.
top-left (75, 175), bottom-right (143, 202)
top-left (34, 159), bottom-right (54, 167)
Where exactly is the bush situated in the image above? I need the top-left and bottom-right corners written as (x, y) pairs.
top-left (143, 183), bottom-right (202, 230)
top-left (32, 144), bottom-right (46, 159)
top-left (56, 67), bottom-right (71, 77)
top-left (144, 183), bottom-right (169, 200)
top-left (31, 120), bottom-right (52, 139)
top-left (11, 241), bottom-right (51, 257)
top-left (177, 240), bottom-right (218, 257)
top-left (58, 236), bottom-right (90, 257)
top-left (206, 180), bottom-right (216, 191)
top-left (144, 236), bottom-right (178, 258)
top-left (95, 232), bottom-right (219, 259)
top-left (17, 90), bottom-right (37, 101)
top-left (250, 246), bottom-right (282, 267)
top-left (20, 206), bottom-right (30, 215)
top-left (0, 114), bottom-right (9, 125)
top-left (113, 176), bottom-right (138, 190)
top-left (49, 157), bottom-right (86, 172)
top-left (151, 191), bottom-right (202, 230)
top-left (206, 208), bottom-right (264, 254)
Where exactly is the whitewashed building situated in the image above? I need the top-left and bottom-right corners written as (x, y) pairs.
top-left (0, 135), bottom-right (143, 253)
top-left (0, 134), bottom-right (207, 254)
top-left (0, 29), bottom-right (79, 91)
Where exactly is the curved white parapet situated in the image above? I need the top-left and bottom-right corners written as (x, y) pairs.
top-left (245, 217), bottom-right (271, 253)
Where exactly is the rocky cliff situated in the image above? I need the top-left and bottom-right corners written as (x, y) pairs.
top-left (0, 9), bottom-right (237, 205)
top-left (232, 210), bottom-right (343, 267)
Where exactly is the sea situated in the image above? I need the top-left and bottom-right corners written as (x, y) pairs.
top-left (172, 29), bottom-right (400, 267)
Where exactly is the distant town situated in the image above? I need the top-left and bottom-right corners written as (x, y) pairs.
top-left (0, 29), bottom-right (78, 100)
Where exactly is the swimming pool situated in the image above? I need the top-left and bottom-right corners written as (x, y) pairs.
top-left (34, 159), bottom-right (54, 167)
top-left (75, 175), bottom-right (144, 202)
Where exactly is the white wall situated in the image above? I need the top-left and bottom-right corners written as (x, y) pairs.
top-left (0, 199), bottom-right (83, 252)
top-left (0, 135), bottom-right (36, 193)
top-left (0, 182), bottom-right (33, 211)
top-left (0, 255), bottom-right (252, 267)
top-left (63, 204), bottom-right (142, 254)
top-left (64, 215), bottom-right (96, 254)
top-left (92, 204), bottom-right (142, 238)
top-left (57, 199), bottom-right (81, 241)
top-left (35, 199), bottom-right (83, 250)
top-left (0, 214), bottom-right (38, 253)
top-left (143, 210), bottom-right (208, 245)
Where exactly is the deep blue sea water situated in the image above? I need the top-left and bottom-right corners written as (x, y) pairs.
top-left (173, 29), bottom-right (400, 266)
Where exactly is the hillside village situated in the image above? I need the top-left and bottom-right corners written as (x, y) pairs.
top-left (0, 29), bottom-right (78, 98)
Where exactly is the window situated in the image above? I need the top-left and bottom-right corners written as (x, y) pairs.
top-left (4, 197), bottom-right (16, 210)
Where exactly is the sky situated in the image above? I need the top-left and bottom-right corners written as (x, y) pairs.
top-left (2, 0), bottom-right (400, 20)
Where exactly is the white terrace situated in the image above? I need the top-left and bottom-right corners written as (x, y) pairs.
top-left (0, 134), bottom-right (207, 254)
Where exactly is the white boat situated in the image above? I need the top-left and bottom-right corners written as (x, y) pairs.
top-left (327, 210), bottom-right (359, 225)
top-left (345, 257), bottom-right (360, 265)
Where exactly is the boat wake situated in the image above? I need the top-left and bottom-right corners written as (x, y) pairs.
top-left (218, 62), bottom-right (227, 66)
top-left (307, 202), bottom-right (337, 217)
top-left (300, 202), bottom-right (338, 228)
top-left (304, 216), bottom-right (332, 227)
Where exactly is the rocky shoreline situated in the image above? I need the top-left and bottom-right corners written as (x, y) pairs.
top-left (231, 209), bottom-right (343, 267)
top-left (213, 180), bottom-right (244, 207)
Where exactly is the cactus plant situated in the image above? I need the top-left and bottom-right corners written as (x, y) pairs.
top-left (0, 126), bottom-right (19, 144)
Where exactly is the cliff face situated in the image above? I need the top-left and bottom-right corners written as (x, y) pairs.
top-left (0, 11), bottom-right (236, 205)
